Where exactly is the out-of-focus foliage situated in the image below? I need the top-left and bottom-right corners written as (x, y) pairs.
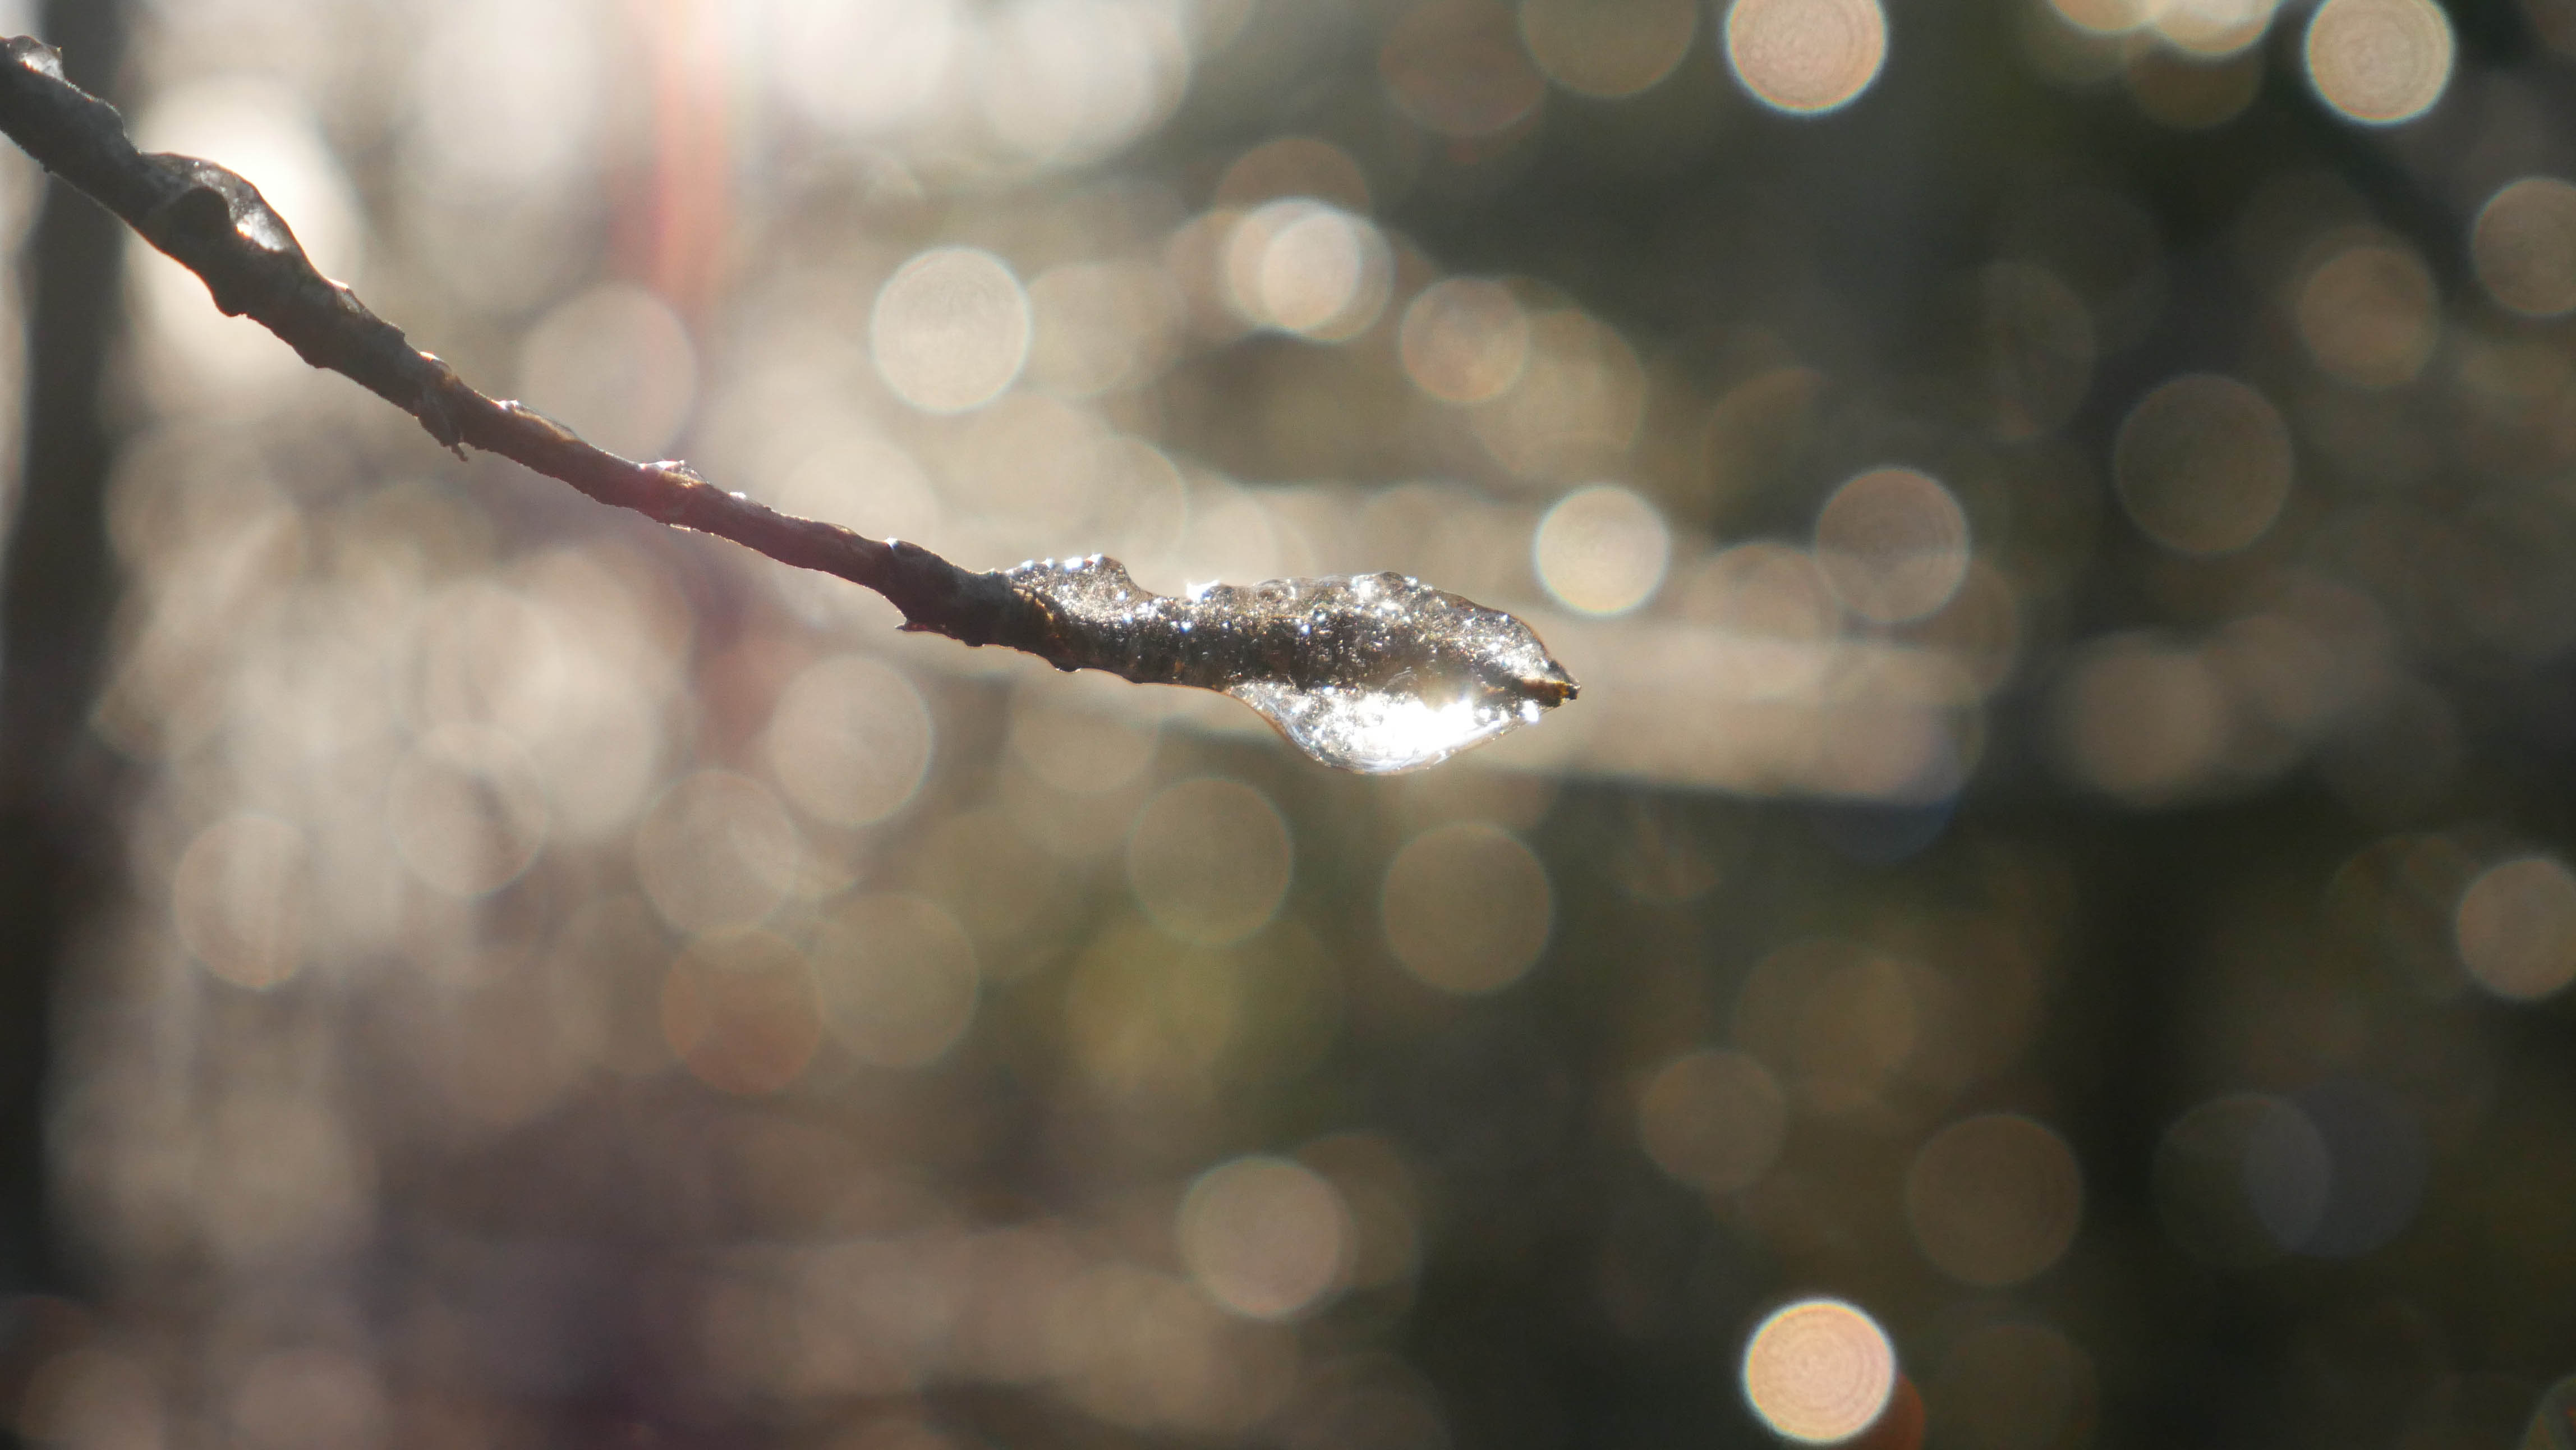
top-left (8, 0), bottom-right (2576, 1445)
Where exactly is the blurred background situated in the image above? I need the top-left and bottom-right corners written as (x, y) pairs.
top-left (0, 0), bottom-right (2570, 1444)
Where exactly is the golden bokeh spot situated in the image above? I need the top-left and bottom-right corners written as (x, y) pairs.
top-left (2046, 0), bottom-right (2158, 34)
top-left (1026, 260), bottom-right (1184, 398)
top-left (2112, 373), bottom-right (2293, 555)
top-left (1215, 136), bottom-right (1373, 214)
top-left (516, 281), bottom-right (698, 462)
top-left (2052, 634), bottom-right (2229, 805)
top-left (1473, 308), bottom-right (1648, 480)
top-left (1519, 0), bottom-right (1699, 99)
top-left (1903, 1113), bottom-right (2084, 1287)
top-left (2304, 0), bottom-right (2453, 125)
top-left (2472, 177), bottom-right (2576, 319)
top-left (1905, 558), bottom-right (2023, 696)
top-left (2455, 856), bottom-right (2576, 1001)
top-left (1723, 0), bottom-right (1889, 115)
top-left (2154, 0), bottom-right (2280, 56)
top-left (871, 247), bottom-right (1032, 413)
top-left (1791, 949), bottom-right (1926, 1114)
top-left (1009, 682), bottom-right (1160, 797)
top-left (1814, 467), bottom-right (1972, 624)
top-left (1636, 1048), bottom-right (1789, 1194)
top-left (1400, 278), bottom-right (1532, 405)
top-left (2296, 237), bottom-right (2438, 388)
top-left (1128, 779), bottom-right (1293, 947)
top-left (1222, 199), bottom-right (1393, 341)
top-left (386, 724), bottom-right (550, 898)
top-left (811, 893), bottom-right (982, 1068)
top-left (1741, 1298), bottom-right (1899, 1444)
top-left (1177, 1155), bottom-right (1352, 1320)
top-left (766, 654), bottom-right (935, 828)
top-left (171, 813), bottom-right (309, 990)
top-left (1702, 364), bottom-right (1827, 506)
top-left (660, 929), bottom-right (821, 1096)
top-left (1534, 483), bottom-right (1671, 616)
top-left (908, 807), bottom-right (1083, 981)
top-left (634, 771), bottom-right (805, 936)
top-left (1381, 0), bottom-right (1548, 139)
top-left (1381, 822), bottom-right (1553, 994)
top-left (1065, 917), bottom-right (1244, 1098)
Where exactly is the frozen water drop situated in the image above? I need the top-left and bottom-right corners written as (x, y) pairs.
top-left (1228, 682), bottom-right (1535, 773)
top-left (1000, 559), bottom-right (1577, 774)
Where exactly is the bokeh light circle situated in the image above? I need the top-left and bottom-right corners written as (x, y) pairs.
top-left (1813, 467), bottom-right (1972, 623)
top-left (1223, 199), bottom-right (1392, 341)
top-left (1903, 1113), bottom-right (2085, 1287)
top-left (2472, 177), bottom-right (2576, 319)
top-left (766, 654), bottom-right (935, 828)
top-left (387, 726), bottom-right (550, 898)
top-left (2052, 634), bottom-right (2230, 804)
top-left (172, 813), bottom-right (310, 990)
top-left (1380, 0), bottom-right (1548, 139)
top-left (1741, 1298), bottom-right (1899, 1444)
top-left (2156, 0), bottom-right (2283, 57)
top-left (1534, 484), bottom-right (1672, 616)
top-left (1177, 1155), bottom-right (1351, 1321)
top-left (516, 282), bottom-right (698, 461)
top-left (811, 893), bottom-right (982, 1068)
top-left (2112, 374), bottom-right (2294, 556)
top-left (1723, 0), bottom-right (1888, 116)
top-left (660, 929), bottom-right (821, 1096)
top-left (2048, 0), bottom-right (2158, 34)
top-left (1009, 687), bottom-right (1159, 797)
top-left (1382, 822), bottom-right (1553, 994)
top-left (871, 247), bottom-right (1033, 414)
top-left (1128, 778), bottom-right (1293, 946)
top-left (1401, 278), bottom-right (1531, 404)
top-left (2455, 856), bottom-right (2576, 1001)
top-left (634, 771), bottom-right (804, 936)
top-left (2304, 0), bottom-right (2453, 125)
top-left (1521, 0), bottom-right (1699, 98)
top-left (1637, 1048), bottom-right (1790, 1193)
top-left (2295, 239), bottom-right (2437, 388)
top-left (1216, 135), bottom-right (1373, 214)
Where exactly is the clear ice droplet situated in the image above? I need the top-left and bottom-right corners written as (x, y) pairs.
top-left (1002, 559), bottom-right (1577, 774)
top-left (1227, 680), bottom-right (1546, 773)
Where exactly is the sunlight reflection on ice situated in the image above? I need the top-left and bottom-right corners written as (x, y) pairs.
top-left (1227, 682), bottom-right (1542, 774)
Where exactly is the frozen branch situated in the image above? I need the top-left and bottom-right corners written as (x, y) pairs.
top-left (0, 34), bottom-right (1575, 772)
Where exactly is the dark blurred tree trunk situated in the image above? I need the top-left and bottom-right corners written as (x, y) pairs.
top-left (0, 0), bottom-right (127, 1298)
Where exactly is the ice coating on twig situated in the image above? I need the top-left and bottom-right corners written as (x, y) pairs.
top-left (1002, 558), bottom-right (1578, 773)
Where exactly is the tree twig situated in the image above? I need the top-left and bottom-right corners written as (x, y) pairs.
top-left (0, 34), bottom-right (1574, 770)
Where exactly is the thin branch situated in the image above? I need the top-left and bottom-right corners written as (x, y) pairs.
top-left (0, 34), bottom-right (1575, 772)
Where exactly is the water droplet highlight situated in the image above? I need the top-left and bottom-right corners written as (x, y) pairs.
top-left (1002, 559), bottom-right (1576, 774)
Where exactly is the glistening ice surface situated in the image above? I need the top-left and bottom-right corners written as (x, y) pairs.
top-left (1004, 558), bottom-right (1577, 773)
